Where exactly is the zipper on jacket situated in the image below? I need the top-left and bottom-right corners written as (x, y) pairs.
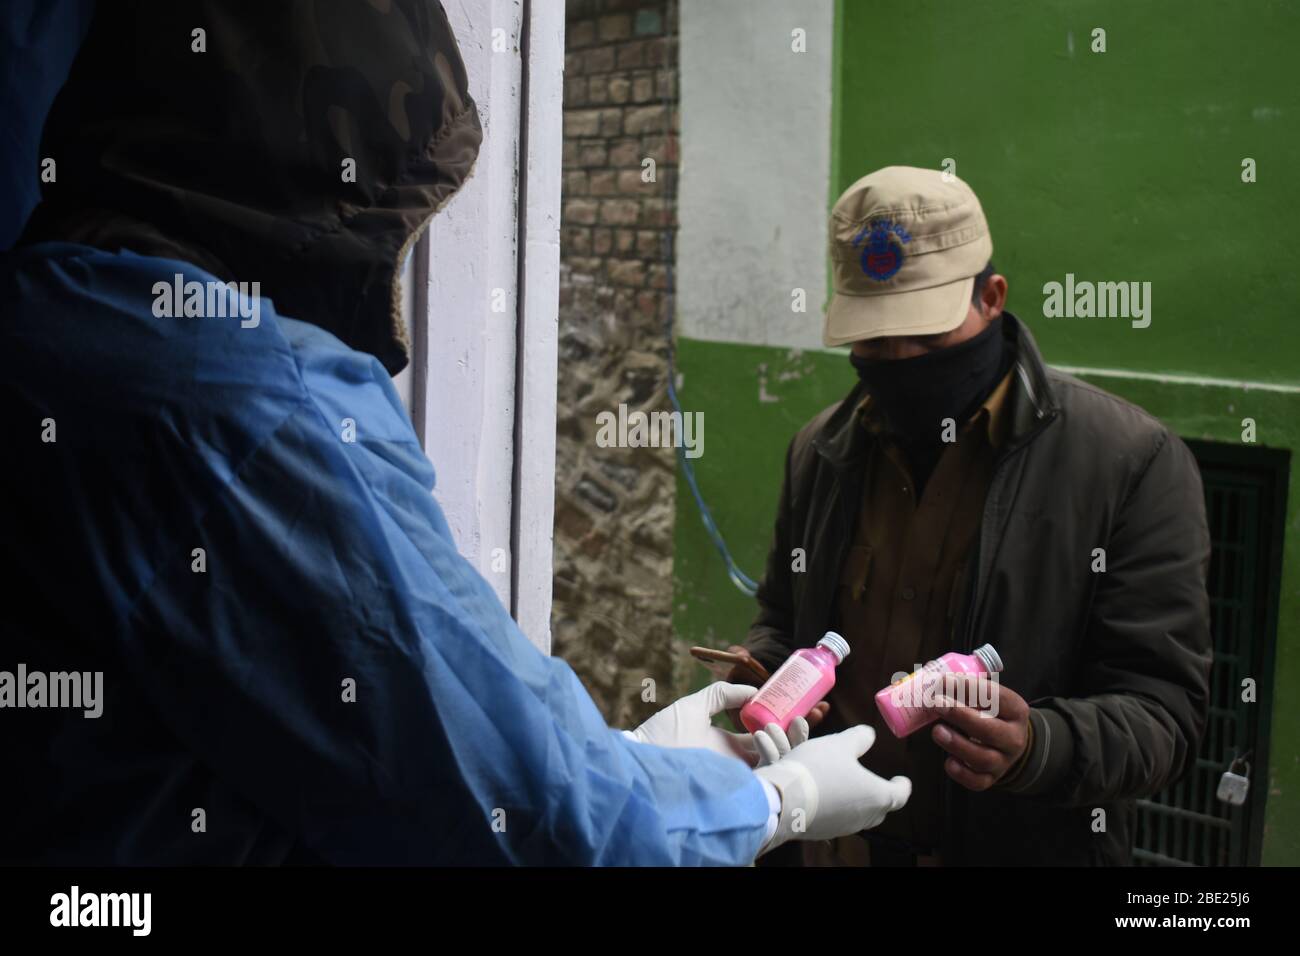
top-left (958, 538), bottom-right (981, 653)
top-left (946, 353), bottom-right (1055, 862)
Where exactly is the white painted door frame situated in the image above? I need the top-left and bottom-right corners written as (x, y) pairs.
top-left (403, 0), bottom-right (562, 654)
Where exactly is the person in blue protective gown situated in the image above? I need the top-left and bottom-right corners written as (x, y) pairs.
top-left (0, 0), bottom-right (908, 866)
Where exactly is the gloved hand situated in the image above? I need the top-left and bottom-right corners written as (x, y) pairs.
top-left (625, 682), bottom-right (801, 767)
top-left (753, 725), bottom-right (911, 853)
top-left (752, 716), bottom-right (810, 767)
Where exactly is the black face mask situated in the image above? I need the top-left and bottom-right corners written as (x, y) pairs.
top-left (849, 316), bottom-right (1009, 447)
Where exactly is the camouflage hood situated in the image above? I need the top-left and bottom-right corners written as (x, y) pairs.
top-left (22, 0), bottom-right (482, 374)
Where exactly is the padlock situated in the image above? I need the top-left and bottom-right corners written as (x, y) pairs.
top-left (1216, 757), bottom-right (1250, 806)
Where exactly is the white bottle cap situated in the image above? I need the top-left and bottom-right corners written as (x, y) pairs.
top-left (973, 644), bottom-right (1003, 673)
top-left (817, 631), bottom-right (851, 664)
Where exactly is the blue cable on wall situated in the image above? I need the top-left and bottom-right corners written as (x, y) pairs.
top-left (660, 227), bottom-right (759, 598)
top-left (665, 349), bottom-right (760, 597)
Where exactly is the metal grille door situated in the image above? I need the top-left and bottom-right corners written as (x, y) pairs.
top-left (1133, 441), bottom-right (1287, 866)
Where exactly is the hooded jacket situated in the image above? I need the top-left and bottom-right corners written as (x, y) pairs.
top-left (22, 0), bottom-right (482, 374)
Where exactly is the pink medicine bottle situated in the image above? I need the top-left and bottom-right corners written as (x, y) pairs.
top-left (875, 644), bottom-right (1004, 738)
top-left (740, 632), bottom-right (850, 734)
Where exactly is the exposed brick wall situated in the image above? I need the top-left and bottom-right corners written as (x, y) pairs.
top-left (551, 0), bottom-right (683, 729)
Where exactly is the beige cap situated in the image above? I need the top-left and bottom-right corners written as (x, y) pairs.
top-left (824, 166), bottom-right (993, 347)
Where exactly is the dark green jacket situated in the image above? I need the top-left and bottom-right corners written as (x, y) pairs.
top-left (745, 313), bottom-right (1212, 866)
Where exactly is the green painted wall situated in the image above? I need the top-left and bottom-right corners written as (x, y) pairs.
top-left (673, 0), bottom-right (1300, 863)
top-left (834, 0), bottom-right (1300, 382)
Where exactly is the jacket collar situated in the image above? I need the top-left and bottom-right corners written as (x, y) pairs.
top-left (812, 311), bottom-right (1058, 470)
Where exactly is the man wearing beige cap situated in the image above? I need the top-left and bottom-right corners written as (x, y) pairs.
top-left (727, 166), bottom-right (1212, 866)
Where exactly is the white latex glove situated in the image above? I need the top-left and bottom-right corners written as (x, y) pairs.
top-left (753, 725), bottom-right (911, 853)
top-left (624, 682), bottom-right (768, 765)
top-left (752, 716), bottom-right (810, 767)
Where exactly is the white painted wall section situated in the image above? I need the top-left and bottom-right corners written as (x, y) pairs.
top-left (422, 0), bottom-right (521, 615)
top-left (511, 0), bottom-right (563, 652)
top-left (413, 0), bottom-right (561, 653)
top-left (678, 0), bottom-right (835, 351)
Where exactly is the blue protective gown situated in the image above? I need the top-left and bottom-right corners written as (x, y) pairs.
top-left (0, 242), bottom-right (769, 865)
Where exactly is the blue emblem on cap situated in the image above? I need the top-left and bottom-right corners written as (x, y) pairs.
top-left (852, 220), bottom-right (912, 281)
